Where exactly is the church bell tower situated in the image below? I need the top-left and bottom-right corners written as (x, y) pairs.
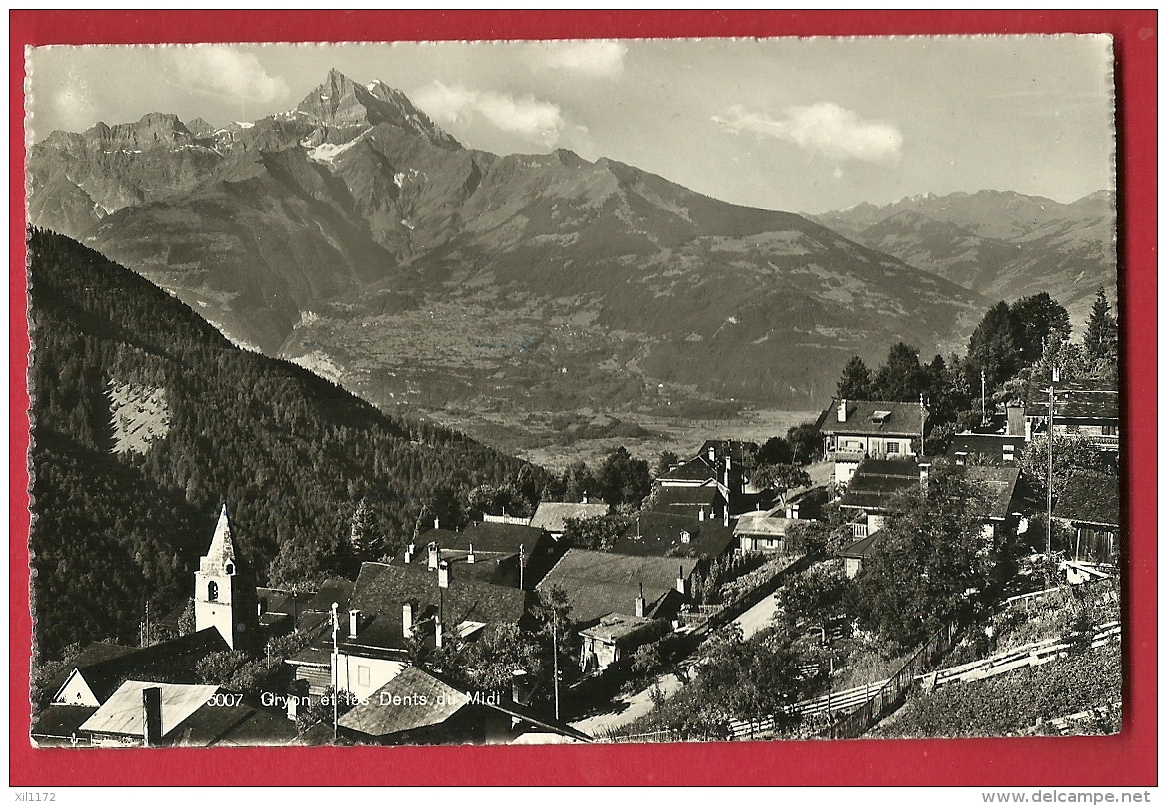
top-left (194, 504), bottom-right (258, 651)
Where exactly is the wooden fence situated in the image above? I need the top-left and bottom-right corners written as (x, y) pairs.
top-left (826, 619), bottom-right (963, 739)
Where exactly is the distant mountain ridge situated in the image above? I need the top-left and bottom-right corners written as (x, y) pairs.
top-left (28, 69), bottom-right (988, 419)
top-left (809, 189), bottom-right (1118, 328)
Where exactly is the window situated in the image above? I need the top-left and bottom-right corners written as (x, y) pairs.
top-left (358, 666), bottom-right (370, 687)
top-left (208, 581), bottom-right (219, 601)
top-left (225, 563), bottom-right (234, 575)
top-left (886, 442), bottom-right (900, 454)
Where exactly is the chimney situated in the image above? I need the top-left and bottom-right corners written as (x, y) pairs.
top-left (723, 506), bottom-right (730, 527)
top-left (680, 530), bottom-right (691, 544)
top-left (790, 503), bottom-right (800, 520)
top-left (437, 559), bottom-right (450, 589)
top-left (1006, 404), bottom-right (1025, 437)
top-left (837, 399), bottom-right (849, 423)
top-left (724, 454), bottom-right (732, 490)
top-left (402, 601), bottom-right (414, 638)
top-left (919, 462), bottom-right (931, 487)
top-left (698, 507), bottom-right (705, 522)
top-left (349, 609), bottom-right (361, 638)
top-left (404, 544), bottom-right (413, 564)
top-left (582, 491), bottom-right (589, 504)
top-left (434, 517), bottom-right (440, 530)
top-left (708, 446), bottom-right (716, 463)
top-left (257, 597), bottom-right (267, 617)
top-left (466, 542), bottom-right (476, 564)
top-left (427, 541), bottom-right (440, 570)
top-left (142, 686), bottom-right (163, 747)
top-left (634, 582), bottom-right (646, 618)
top-left (677, 565), bottom-right (687, 595)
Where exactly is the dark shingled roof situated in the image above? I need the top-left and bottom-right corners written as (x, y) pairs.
top-left (838, 458), bottom-right (921, 512)
top-left (302, 579), bottom-right (355, 615)
top-left (961, 465), bottom-right (1022, 520)
top-left (1025, 385), bottom-right (1120, 422)
top-left (1055, 471), bottom-right (1120, 527)
top-left (818, 398), bottom-right (927, 437)
top-left (300, 562), bottom-right (530, 661)
top-left (338, 666), bottom-right (594, 744)
top-left (649, 484), bottom-right (722, 511)
top-left (657, 454), bottom-right (718, 483)
top-left (32, 705), bottom-right (98, 743)
top-left (173, 703), bottom-right (299, 747)
top-left (947, 433), bottom-right (1024, 466)
top-left (609, 511), bottom-right (735, 558)
top-left (337, 666), bottom-right (466, 737)
top-left (838, 530), bottom-right (887, 560)
top-left (536, 549), bottom-right (697, 626)
top-left (54, 629), bottom-right (229, 704)
top-left (452, 522), bottom-right (548, 558)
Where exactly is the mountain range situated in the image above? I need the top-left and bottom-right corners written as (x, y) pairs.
top-left (809, 189), bottom-right (1117, 328)
top-left (27, 69), bottom-right (1110, 427)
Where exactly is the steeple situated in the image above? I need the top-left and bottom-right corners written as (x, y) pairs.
top-left (200, 504), bottom-right (239, 576)
top-left (194, 503), bottom-right (257, 651)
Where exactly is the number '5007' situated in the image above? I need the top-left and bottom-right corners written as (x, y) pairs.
top-left (206, 693), bottom-right (244, 707)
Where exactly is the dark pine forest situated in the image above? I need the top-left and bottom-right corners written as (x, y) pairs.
top-left (27, 229), bottom-right (553, 656)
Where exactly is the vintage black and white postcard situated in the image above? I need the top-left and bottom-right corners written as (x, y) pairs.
top-left (24, 34), bottom-right (1122, 753)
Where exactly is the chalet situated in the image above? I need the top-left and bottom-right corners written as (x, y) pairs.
top-left (286, 560), bottom-right (529, 700)
top-left (579, 612), bottom-right (667, 673)
top-left (653, 440), bottom-right (763, 516)
top-left (1054, 471), bottom-right (1120, 564)
top-left (836, 459), bottom-right (1023, 577)
top-left (336, 666), bottom-right (592, 745)
top-left (529, 501), bottom-right (610, 540)
top-left (735, 487), bottom-right (827, 554)
top-left (948, 433), bottom-right (1025, 466)
top-left (49, 628), bottom-right (229, 708)
top-left (536, 549), bottom-right (699, 627)
top-left (71, 680), bottom-right (295, 747)
top-left (609, 511), bottom-right (736, 559)
top-left (391, 522), bottom-right (552, 589)
top-left (816, 398), bottom-right (927, 485)
top-left (1024, 384), bottom-right (1119, 452)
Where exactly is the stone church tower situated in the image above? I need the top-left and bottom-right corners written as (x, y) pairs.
top-left (195, 504), bottom-right (258, 651)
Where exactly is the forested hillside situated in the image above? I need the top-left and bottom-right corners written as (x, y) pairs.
top-left (27, 229), bottom-right (551, 655)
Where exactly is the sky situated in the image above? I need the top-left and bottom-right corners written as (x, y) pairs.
top-left (26, 37), bottom-right (1116, 214)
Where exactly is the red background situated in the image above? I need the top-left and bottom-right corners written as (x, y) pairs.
top-left (9, 10), bottom-right (1157, 787)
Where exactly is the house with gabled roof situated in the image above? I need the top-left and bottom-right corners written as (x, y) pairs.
top-left (70, 680), bottom-right (295, 747)
top-left (1024, 383), bottom-right (1119, 452)
top-left (836, 459), bottom-right (1023, 577)
top-left (286, 560), bottom-right (530, 701)
top-left (49, 628), bottom-right (229, 708)
top-left (335, 666), bottom-right (592, 746)
top-left (610, 511), bottom-right (735, 560)
top-left (816, 398), bottom-right (928, 484)
top-left (1054, 471), bottom-right (1120, 564)
top-left (529, 500), bottom-right (610, 540)
top-left (535, 549), bottom-right (698, 627)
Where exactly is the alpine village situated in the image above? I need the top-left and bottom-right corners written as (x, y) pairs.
top-left (27, 70), bottom-right (1121, 747)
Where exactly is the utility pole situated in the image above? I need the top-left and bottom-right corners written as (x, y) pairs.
top-left (919, 393), bottom-right (926, 457)
top-left (1046, 366), bottom-right (1058, 557)
top-left (981, 369), bottom-right (987, 424)
top-left (330, 602), bottom-right (339, 742)
top-left (552, 618), bottom-right (561, 721)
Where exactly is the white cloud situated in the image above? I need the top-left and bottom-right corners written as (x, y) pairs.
top-left (713, 102), bottom-right (902, 165)
top-left (413, 81), bottom-right (574, 147)
top-left (531, 40), bottom-right (628, 80)
top-left (50, 67), bottom-right (97, 131)
top-left (171, 46), bottom-right (288, 103)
